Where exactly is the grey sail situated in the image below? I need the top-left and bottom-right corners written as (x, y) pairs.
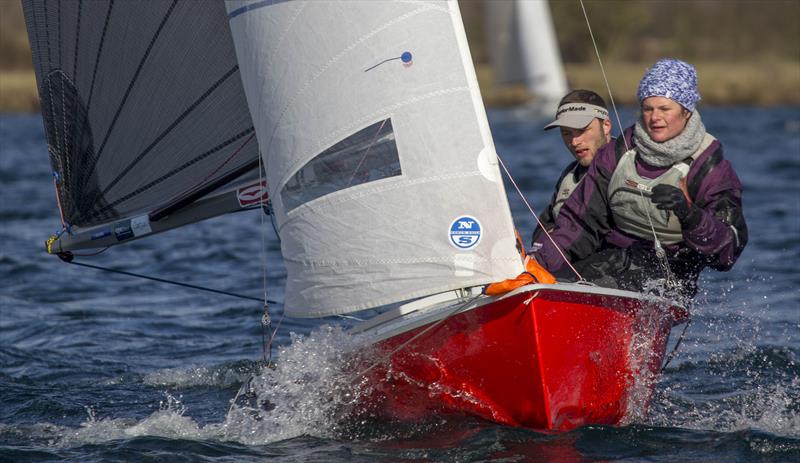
top-left (22, 0), bottom-right (262, 252)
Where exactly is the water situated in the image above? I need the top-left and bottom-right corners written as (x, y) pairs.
top-left (1, 107), bottom-right (798, 462)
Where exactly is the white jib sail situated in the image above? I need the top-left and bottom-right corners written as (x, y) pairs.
top-left (226, 0), bottom-right (523, 317)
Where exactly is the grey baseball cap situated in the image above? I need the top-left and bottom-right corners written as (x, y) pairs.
top-left (543, 103), bottom-right (609, 131)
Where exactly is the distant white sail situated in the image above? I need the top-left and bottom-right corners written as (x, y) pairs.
top-left (226, 0), bottom-right (523, 317)
top-left (485, 0), bottom-right (568, 109)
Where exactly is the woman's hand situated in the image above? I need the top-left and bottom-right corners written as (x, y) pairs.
top-left (650, 184), bottom-right (692, 221)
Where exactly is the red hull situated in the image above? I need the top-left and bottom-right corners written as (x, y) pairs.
top-left (361, 287), bottom-right (687, 431)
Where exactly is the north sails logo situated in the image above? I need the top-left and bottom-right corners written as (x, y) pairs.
top-left (449, 216), bottom-right (482, 250)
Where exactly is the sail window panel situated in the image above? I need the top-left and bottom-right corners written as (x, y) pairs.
top-left (281, 118), bottom-right (402, 212)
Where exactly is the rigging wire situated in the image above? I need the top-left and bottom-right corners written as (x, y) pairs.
top-left (346, 118), bottom-right (388, 187)
top-left (579, 0), bottom-right (675, 286)
top-left (495, 154), bottom-right (583, 282)
top-left (579, 0), bottom-right (628, 150)
top-left (256, 150), bottom-right (280, 364)
top-left (52, 172), bottom-right (69, 231)
top-left (57, 255), bottom-right (276, 303)
top-left (256, 151), bottom-right (287, 365)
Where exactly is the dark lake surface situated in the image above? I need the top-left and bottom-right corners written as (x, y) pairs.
top-left (1, 106), bottom-right (798, 462)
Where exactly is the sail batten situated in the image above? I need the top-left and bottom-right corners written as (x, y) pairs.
top-left (89, 0), bottom-right (178, 180)
top-left (84, 1), bottom-right (113, 116)
top-left (96, 64), bottom-right (243, 201)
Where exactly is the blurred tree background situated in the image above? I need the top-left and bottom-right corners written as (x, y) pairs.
top-left (459, 0), bottom-right (800, 64)
top-left (461, 0), bottom-right (800, 106)
top-left (1, 0), bottom-right (799, 110)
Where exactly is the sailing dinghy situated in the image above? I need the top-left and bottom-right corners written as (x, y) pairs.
top-left (25, 0), bottom-right (688, 431)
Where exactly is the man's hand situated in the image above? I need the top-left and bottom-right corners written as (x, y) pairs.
top-left (650, 184), bottom-right (692, 221)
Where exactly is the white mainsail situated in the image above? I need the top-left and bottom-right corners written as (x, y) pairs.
top-left (485, 0), bottom-right (568, 111)
top-left (226, 0), bottom-right (522, 317)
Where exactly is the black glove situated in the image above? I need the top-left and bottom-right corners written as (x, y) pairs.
top-left (650, 184), bottom-right (692, 221)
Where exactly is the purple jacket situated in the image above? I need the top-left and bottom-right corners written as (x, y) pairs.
top-left (532, 126), bottom-right (747, 281)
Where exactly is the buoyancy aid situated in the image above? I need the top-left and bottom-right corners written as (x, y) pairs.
top-left (608, 133), bottom-right (716, 245)
top-left (552, 162), bottom-right (583, 219)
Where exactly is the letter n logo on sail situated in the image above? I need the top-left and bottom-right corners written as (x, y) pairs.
top-left (237, 180), bottom-right (269, 207)
top-left (449, 216), bottom-right (482, 250)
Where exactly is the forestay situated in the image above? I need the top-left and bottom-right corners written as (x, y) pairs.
top-left (226, 0), bottom-right (523, 317)
top-left (22, 0), bottom-right (262, 252)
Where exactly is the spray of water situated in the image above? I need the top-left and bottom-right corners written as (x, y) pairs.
top-left (219, 325), bottom-right (373, 445)
top-left (646, 274), bottom-right (800, 438)
top-left (143, 360), bottom-right (260, 389)
top-left (52, 394), bottom-right (203, 447)
top-left (621, 298), bottom-right (675, 425)
top-left (17, 326), bottom-right (381, 448)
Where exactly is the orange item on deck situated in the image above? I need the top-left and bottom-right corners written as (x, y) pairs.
top-left (484, 255), bottom-right (556, 296)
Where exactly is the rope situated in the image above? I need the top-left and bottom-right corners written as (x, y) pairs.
top-left (70, 246), bottom-right (110, 257)
top-left (495, 154), bottom-right (583, 281)
top-left (201, 132), bottom-right (255, 183)
top-left (59, 256), bottom-right (276, 304)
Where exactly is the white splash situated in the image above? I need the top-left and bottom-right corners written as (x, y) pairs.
top-left (655, 376), bottom-right (800, 438)
top-left (143, 360), bottom-right (257, 388)
top-left (647, 274), bottom-right (800, 438)
top-left (55, 394), bottom-right (206, 447)
top-left (218, 325), bottom-right (369, 445)
top-left (621, 299), bottom-right (676, 425)
top-left (26, 326), bottom-right (372, 448)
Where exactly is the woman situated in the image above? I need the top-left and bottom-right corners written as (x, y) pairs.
top-left (531, 58), bottom-right (747, 298)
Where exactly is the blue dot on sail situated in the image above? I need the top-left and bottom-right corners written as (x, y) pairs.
top-left (401, 51), bottom-right (412, 63)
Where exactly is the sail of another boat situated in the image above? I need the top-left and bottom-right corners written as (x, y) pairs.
top-left (484, 0), bottom-right (568, 112)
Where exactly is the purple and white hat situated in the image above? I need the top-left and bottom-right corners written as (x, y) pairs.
top-left (637, 58), bottom-right (701, 111)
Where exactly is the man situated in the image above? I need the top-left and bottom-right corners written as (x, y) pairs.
top-left (531, 90), bottom-right (612, 251)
